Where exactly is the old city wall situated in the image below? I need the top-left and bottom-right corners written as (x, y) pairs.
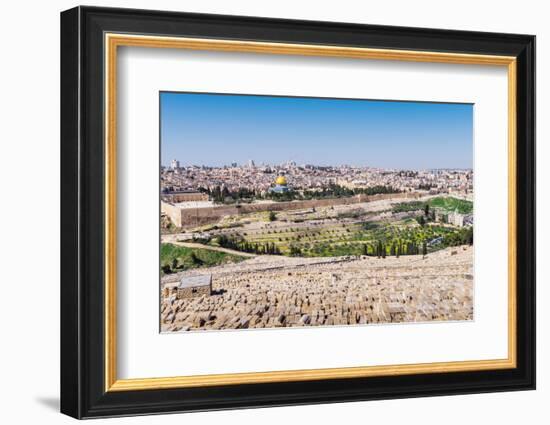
top-left (162, 192), bottom-right (209, 203)
top-left (161, 201), bottom-right (185, 227)
top-left (166, 192), bottom-right (421, 228)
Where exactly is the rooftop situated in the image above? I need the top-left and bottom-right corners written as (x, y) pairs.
top-left (162, 189), bottom-right (204, 194)
top-left (179, 274), bottom-right (212, 289)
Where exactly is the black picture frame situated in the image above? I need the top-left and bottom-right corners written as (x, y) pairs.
top-left (61, 5), bottom-right (535, 419)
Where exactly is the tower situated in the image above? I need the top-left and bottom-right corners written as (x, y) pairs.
top-left (170, 159), bottom-right (180, 170)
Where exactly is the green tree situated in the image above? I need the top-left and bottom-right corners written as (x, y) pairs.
top-left (190, 251), bottom-right (203, 265)
top-left (289, 245), bottom-right (302, 256)
top-left (417, 215), bottom-right (426, 227)
top-left (171, 258), bottom-right (179, 270)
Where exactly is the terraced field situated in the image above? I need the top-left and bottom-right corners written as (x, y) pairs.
top-left (229, 219), bottom-right (467, 256)
top-left (202, 212), bottom-right (471, 258)
top-left (166, 197), bottom-right (472, 261)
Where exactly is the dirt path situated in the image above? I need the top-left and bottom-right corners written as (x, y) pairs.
top-left (163, 239), bottom-right (257, 258)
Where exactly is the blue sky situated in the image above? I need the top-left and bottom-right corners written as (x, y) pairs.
top-left (160, 92), bottom-right (473, 170)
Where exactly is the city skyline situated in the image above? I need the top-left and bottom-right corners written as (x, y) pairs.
top-left (161, 92), bottom-right (473, 170)
top-left (166, 159), bottom-right (473, 171)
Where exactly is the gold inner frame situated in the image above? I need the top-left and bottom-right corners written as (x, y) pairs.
top-left (104, 33), bottom-right (517, 392)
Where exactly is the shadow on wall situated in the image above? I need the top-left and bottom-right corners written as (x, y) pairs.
top-left (35, 396), bottom-right (59, 412)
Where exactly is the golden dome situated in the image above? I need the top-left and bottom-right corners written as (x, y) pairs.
top-left (275, 175), bottom-right (287, 186)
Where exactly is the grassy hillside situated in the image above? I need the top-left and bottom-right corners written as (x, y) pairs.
top-left (209, 218), bottom-right (472, 258)
top-left (428, 197), bottom-right (473, 214)
top-left (160, 243), bottom-right (245, 274)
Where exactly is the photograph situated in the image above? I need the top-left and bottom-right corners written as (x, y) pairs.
top-left (159, 92), bottom-right (475, 332)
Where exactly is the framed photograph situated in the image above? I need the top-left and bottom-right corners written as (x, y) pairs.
top-left (60, 6), bottom-right (535, 419)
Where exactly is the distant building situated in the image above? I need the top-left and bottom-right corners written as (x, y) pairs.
top-left (448, 210), bottom-right (462, 227)
top-left (170, 159), bottom-right (180, 170)
top-left (177, 275), bottom-right (212, 299)
top-left (269, 175), bottom-right (290, 193)
top-left (448, 209), bottom-right (469, 227)
top-left (247, 159), bottom-right (255, 168)
top-left (161, 190), bottom-right (209, 203)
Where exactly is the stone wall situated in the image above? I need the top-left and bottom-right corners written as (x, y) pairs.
top-left (161, 201), bottom-right (186, 227)
top-left (163, 192), bottom-right (421, 228)
top-left (177, 285), bottom-right (211, 299)
top-left (162, 192), bottom-right (209, 203)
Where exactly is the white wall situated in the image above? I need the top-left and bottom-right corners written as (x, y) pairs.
top-left (0, 1), bottom-right (545, 424)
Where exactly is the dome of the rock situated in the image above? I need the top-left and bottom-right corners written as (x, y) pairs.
top-left (275, 175), bottom-right (287, 186)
